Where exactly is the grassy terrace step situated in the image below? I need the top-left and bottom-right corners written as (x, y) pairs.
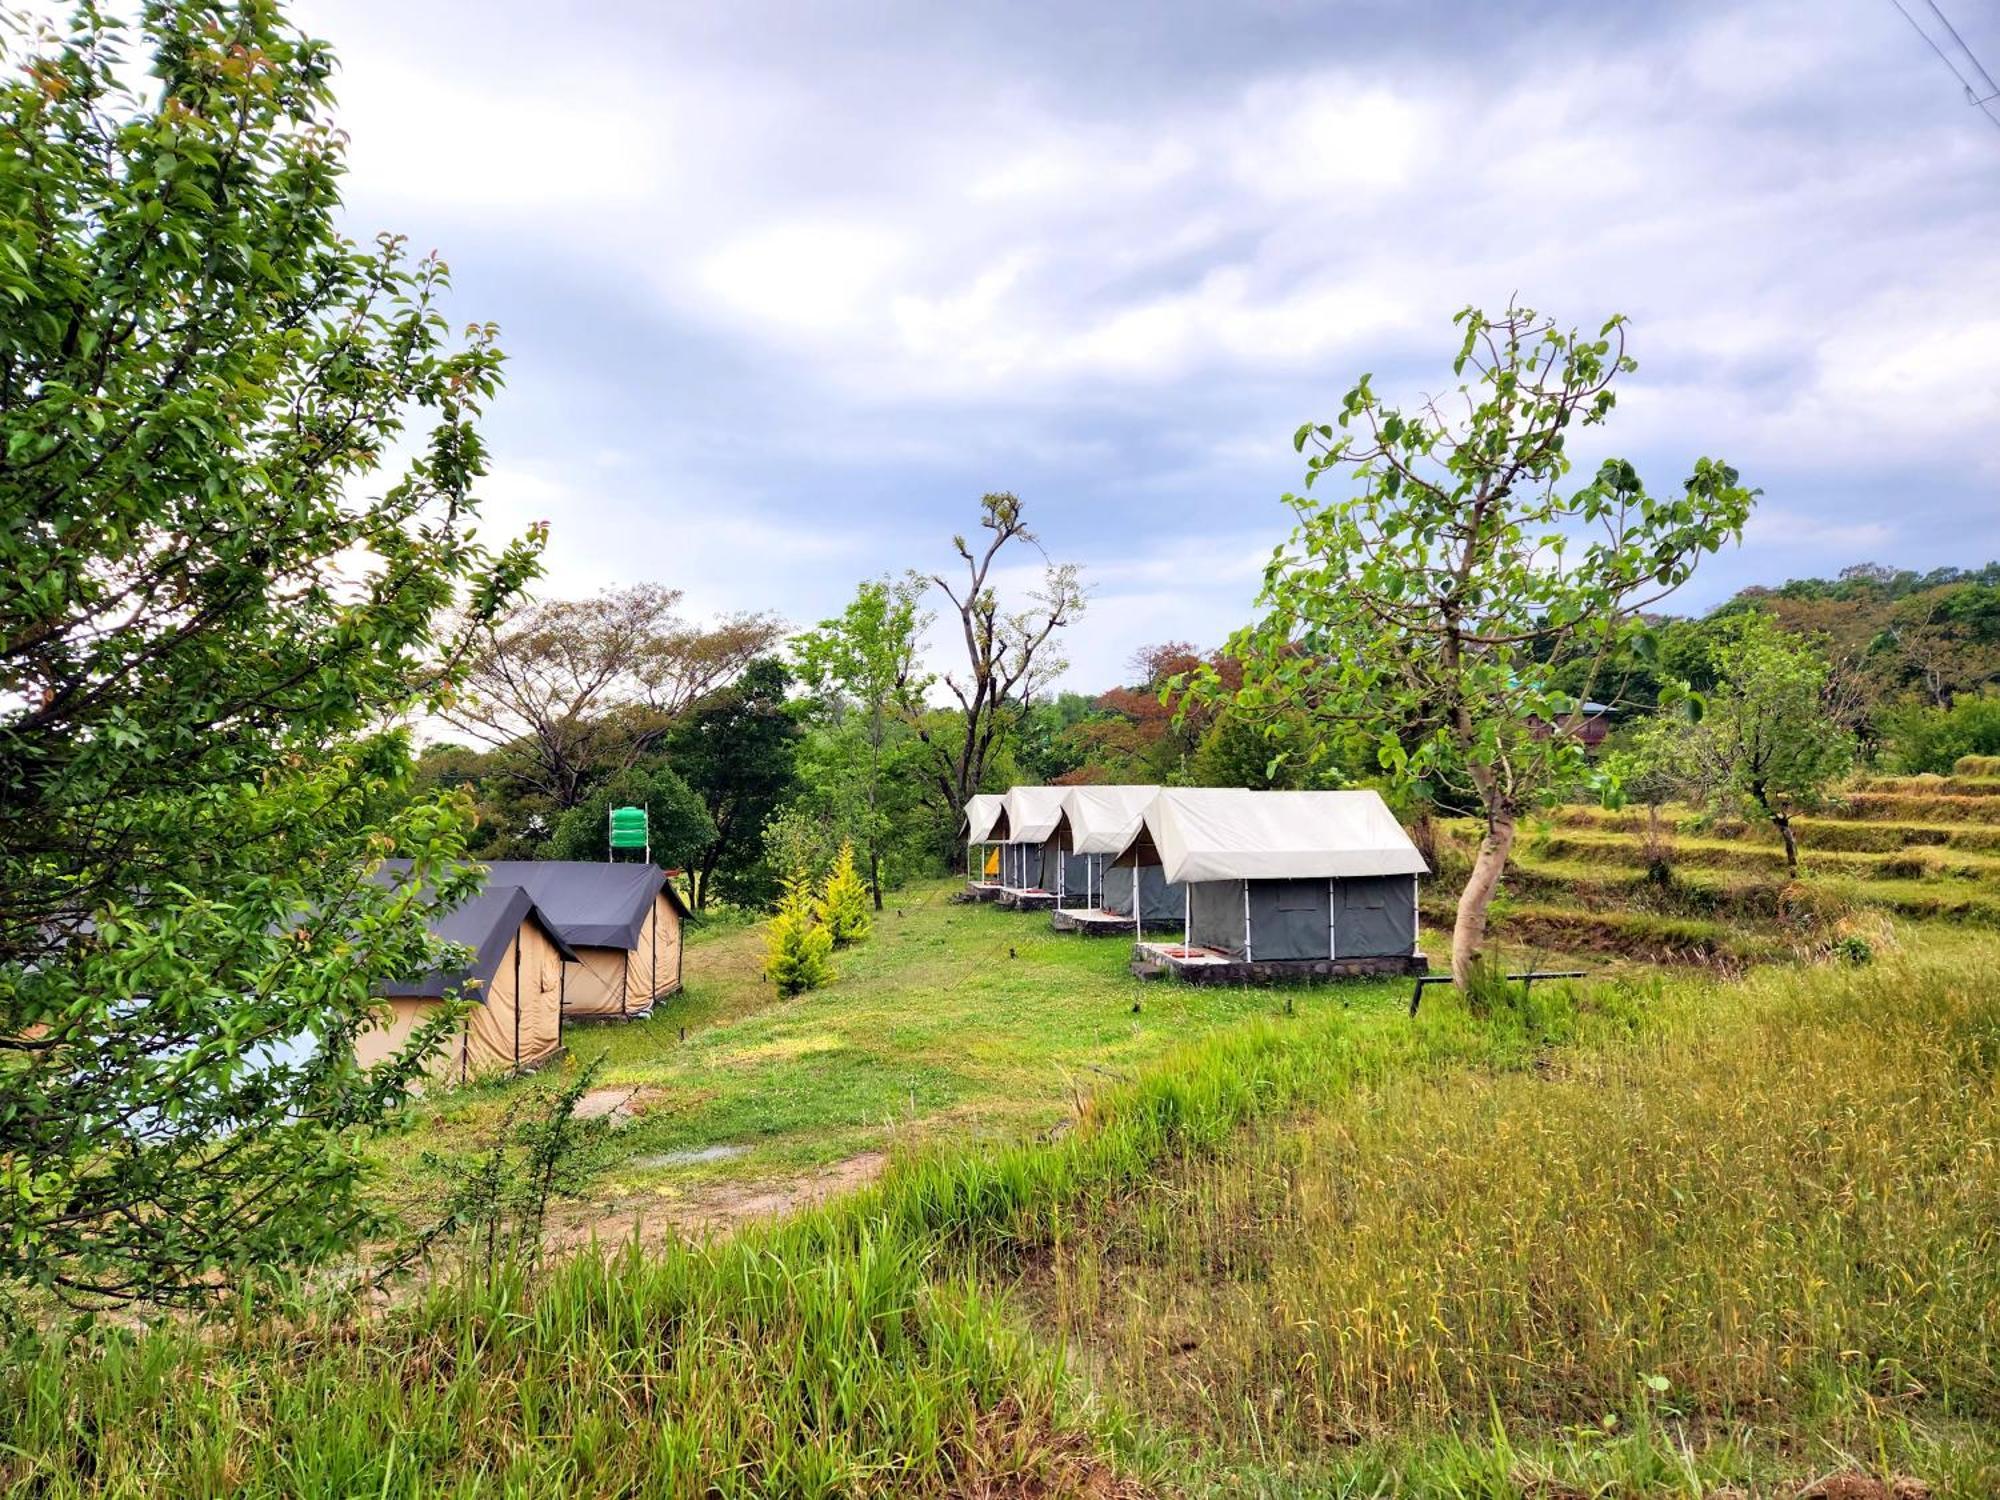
top-left (1854, 774), bottom-right (2000, 797)
top-left (1839, 790), bottom-right (2000, 824)
top-left (1545, 803), bottom-right (2000, 854)
top-left (1521, 827), bottom-right (2000, 884)
top-left (1420, 898), bottom-right (1779, 964)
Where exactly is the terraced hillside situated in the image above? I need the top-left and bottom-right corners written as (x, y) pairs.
top-left (1441, 763), bottom-right (2000, 967)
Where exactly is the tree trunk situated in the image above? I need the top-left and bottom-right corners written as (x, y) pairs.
top-left (1451, 811), bottom-right (1515, 988)
top-left (867, 711), bottom-right (885, 911)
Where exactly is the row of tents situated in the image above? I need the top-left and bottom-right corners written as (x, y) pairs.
top-left (358, 860), bottom-right (688, 1084)
top-left (963, 785), bottom-right (1428, 979)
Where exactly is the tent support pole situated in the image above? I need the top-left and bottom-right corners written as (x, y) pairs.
top-left (1243, 880), bottom-right (1253, 962)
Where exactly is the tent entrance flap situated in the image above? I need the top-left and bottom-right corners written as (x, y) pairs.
top-left (1332, 874), bottom-right (1417, 958)
top-left (1188, 880), bottom-right (1247, 957)
top-left (1247, 878), bottom-right (1332, 961)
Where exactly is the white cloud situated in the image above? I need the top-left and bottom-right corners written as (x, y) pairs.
top-left (286, 0), bottom-right (2000, 687)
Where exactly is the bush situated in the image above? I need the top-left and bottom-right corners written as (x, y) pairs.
top-left (764, 873), bottom-right (834, 997)
top-left (1957, 753), bottom-right (2000, 778)
top-left (816, 842), bottom-right (872, 947)
top-left (1878, 694), bottom-right (2000, 774)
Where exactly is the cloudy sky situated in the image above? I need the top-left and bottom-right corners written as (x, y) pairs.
top-left (294, 0), bottom-right (2000, 692)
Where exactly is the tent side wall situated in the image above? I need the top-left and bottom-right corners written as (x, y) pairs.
top-left (1333, 874), bottom-right (1418, 958)
top-left (515, 918), bottom-right (564, 1070)
top-left (624, 890), bottom-right (682, 1004)
top-left (462, 935), bottom-right (525, 1078)
top-left (1137, 866), bottom-right (1185, 922)
top-left (1100, 862), bottom-right (1134, 914)
top-left (564, 946), bottom-right (631, 1017)
top-left (1247, 878), bottom-right (1333, 961)
top-left (1188, 880), bottom-right (1247, 957)
top-left (1058, 847), bottom-right (1091, 901)
top-left (354, 997), bottom-right (462, 1082)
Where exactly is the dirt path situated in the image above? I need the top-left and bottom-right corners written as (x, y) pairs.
top-left (550, 1150), bottom-right (891, 1251)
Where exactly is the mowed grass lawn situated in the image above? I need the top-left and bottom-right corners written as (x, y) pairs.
top-left (372, 879), bottom-right (1416, 1227)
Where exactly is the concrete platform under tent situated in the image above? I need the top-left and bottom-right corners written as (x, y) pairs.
top-left (997, 886), bottom-right (1057, 911)
top-left (962, 880), bottom-right (1004, 902)
top-left (1050, 905), bottom-right (1183, 936)
top-left (1132, 941), bottom-right (1426, 984)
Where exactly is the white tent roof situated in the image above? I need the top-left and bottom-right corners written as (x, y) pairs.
top-left (1061, 784), bottom-right (1162, 855)
top-left (964, 793), bottom-right (1006, 842)
top-left (1122, 788), bottom-right (1428, 884)
top-left (1003, 785), bottom-right (1072, 843)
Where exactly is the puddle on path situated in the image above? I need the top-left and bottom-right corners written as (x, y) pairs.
top-left (630, 1144), bottom-right (749, 1169)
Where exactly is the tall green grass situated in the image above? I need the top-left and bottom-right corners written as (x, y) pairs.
top-left (7, 948), bottom-right (1997, 1496)
top-left (1013, 945), bottom-right (2000, 1496)
top-left (0, 982), bottom-right (1577, 1497)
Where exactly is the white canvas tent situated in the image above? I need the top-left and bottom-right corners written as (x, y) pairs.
top-left (1118, 788), bottom-right (1427, 965)
top-left (998, 785), bottom-right (1070, 893)
top-left (964, 793), bottom-right (1006, 886)
top-left (1055, 784), bottom-right (1181, 925)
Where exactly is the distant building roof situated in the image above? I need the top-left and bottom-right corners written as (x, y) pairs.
top-left (964, 793), bottom-right (1007, 842)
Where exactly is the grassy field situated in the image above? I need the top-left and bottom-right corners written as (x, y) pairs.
top-left (6, 928), bottom-right (1997, 1495)
top-left (7, 782), bottom-right (2000, 1496)
top-left (372, 882), bottom-right (1412, 1239)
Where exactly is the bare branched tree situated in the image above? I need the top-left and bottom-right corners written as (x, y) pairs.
top-left (443, 584), bottom-right (783, 807)
top-left (897, 493), bottom-right (1085, 846)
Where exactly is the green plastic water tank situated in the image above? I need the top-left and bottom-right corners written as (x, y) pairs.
top-left (608, 806), bottom-right (649, 849)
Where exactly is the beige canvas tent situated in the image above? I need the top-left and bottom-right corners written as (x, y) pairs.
top-left (357, 883), bottom-right (575, 1083)
top-left (476, 861), bottom-right (686, 1020)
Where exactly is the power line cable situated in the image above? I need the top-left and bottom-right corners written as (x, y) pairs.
top-left (1888, 0), bottom-right (2000, 128)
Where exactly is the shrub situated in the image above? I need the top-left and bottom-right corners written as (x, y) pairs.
top-left (1878, 694), bottom-right (2000, 774)
top-left (1957, 753), bottom-right (2000, 778)
top-left (817, 842), bottom-right (872, 947)
top-left (763, 874), bottom-right (834, 996)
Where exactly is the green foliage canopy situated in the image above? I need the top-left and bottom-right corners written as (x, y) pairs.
top-left (1209, 303), bottom-right (1754, 980)
top-left (1623, 615), bottom-right (1854, 874)
top-left (0, 4), bottom-right (538, 1305)
top-left (539, 760), bottom-right (715, 872)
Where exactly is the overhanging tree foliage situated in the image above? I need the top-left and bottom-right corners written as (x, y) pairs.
top-left (0, 3), bottom-right (538, 1306)
top-left (1209, 303), bottom-right (1754, 985)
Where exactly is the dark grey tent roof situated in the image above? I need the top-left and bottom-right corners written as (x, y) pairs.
top-left (389, 883), bottom-right (576, 1000)
top-left (472, 861), bottom-right (683, 949)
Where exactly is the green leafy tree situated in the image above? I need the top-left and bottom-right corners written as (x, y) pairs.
top-left (1625, 615), bottom-right (1854, 876)
top-left (792, 576), bottom-right (931, 908)
top-left (539, 760), bottom-right (716, 874)
top-left (816, 842), bottom-right (872, 947)
top-left (1208, 303), bottom-right (1754, 984)
top-left (667, 657), bottom-right (800, 908)
top-left (0, 5), bottom-right (539, 1306)
top-left (763, 873), bottom-right (833, 997)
